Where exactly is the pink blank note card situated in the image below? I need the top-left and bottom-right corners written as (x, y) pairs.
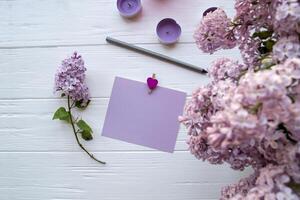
top-left (102, 77), bottom-right (187, 153)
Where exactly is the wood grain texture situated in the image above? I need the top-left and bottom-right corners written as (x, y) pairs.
top-left (0, 152), bottom-right (252, 200)
top-left (0, 0), bottom-right (249, 199)
top-left (0, 98), bottom-right (191, 152)
top-left (0, 45), bottom-right (240, 99)
top-left (0, 0), bottom-right (235, 47)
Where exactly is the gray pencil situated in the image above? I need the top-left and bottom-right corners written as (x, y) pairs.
top-left (106, 37), bottom-right (208, 74)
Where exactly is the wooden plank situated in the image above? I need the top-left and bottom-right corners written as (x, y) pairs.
top-left (0, 1), bottom-right (247, 199)
top-left (0, 151), bottom-right (252, 200)
top-left (0, 98), bottom-right (191, 152)
top-left (0, 0), bottom-right (235, 47)
top-left (0, 44), bottom-right (240, 99)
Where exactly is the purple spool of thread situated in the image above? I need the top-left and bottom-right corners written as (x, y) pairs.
top-left (117, 0), bottom-right (142, 18)
top-left (156, 18), bottom-right (182, 45)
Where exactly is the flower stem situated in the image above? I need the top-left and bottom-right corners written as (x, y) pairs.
top-left (67, 96), bottom-right (106, 164)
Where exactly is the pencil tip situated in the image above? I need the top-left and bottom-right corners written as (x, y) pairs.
top-left (106, 36), bottom-right (112, 43)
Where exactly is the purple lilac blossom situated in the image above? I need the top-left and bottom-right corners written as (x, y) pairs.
top-left (220, 173), bottom-right (257, 200)
top-left (273, 36), bottom-right (300, 62)
top-left (183, 0), bottom-right (300, 198)
top-left (194, 8), bottom-right (236, 54)
top-left (209, 58), bottom-right (247, 82)
top-left (274, 0), bottom-right (300, 35)
top-left (233, 165), bottom-right (298, 200)
top-left (232, 0), bottom-right (275, 67)
top-left (54, 52), bottom-right (90, 105)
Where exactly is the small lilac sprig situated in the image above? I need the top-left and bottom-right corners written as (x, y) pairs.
top-left (53, 52), bottom-right (105, 164)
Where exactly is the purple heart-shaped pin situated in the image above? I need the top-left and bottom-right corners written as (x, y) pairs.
top-left (147, 75), bottom-right (158, 90)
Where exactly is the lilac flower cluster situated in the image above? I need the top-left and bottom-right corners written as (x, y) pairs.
top-left (194, 0), bottom-right (300, 68)
top-left (224, 164), bottom-right (300, 200)
top-left (53, 53), bottom-right (105, 164)
top-left (54, 52), bottom-right (90, 105)
top-left (209, 58), bottom-right (246, 82)
top-left (183, 1), bottom-right (300, 199)
top-left (194, 8), bottom-right (236, 54)
top-left (274, 0), bottom-right (300, 35)
top-left (273, 36), bottom-right (300, 62)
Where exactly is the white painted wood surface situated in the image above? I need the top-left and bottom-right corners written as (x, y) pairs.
top-left (0, 1), bottom-right (250, 200)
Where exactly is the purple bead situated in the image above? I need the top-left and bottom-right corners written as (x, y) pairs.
top-left (117, 0), bottom-right (142, 18)
top-left (156, 18), bottom-right (182, 45)
top-left (203, 7), bottom-right (218, 16)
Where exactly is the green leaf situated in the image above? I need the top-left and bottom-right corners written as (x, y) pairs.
top-left (287, 182), bottom-right (300, 194)
top-left (52, 107), bottom-right (70, 123)
top-left (248, 102), bottom-right (263, 114)
top-left (80, 130), bottom-right (93, 141)
top-left (263, 39), bottom-right (276, 51)
top-left (77, 119), bottom-right (93, 141)
top-left (253, 30), bottom-right (273, 39)
top-left (75, 99), bottom-right (91, 109)
top-left (77, 119), bottom-right (93, 133)
top-left (258, 46), bottom-right (268, 54)
top-left (261, 57), bottom-right (275, 70)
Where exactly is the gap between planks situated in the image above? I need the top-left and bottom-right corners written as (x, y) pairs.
top-left (0, 41), bottom-right (195, 50)
top-left (0, 96), bottom-right (192, 101)
top-left (0, 150), bottom-right (190, 153)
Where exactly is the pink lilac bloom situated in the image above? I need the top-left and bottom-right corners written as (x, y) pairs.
top-left (220, 173), bottom-right (257, 200)
top-left (284, 58), bottom-right (300, 102)
top-left (54, 52), bottom-right (90, 105)
top-left (239, 165), bottom-right (298, 200)
top-left (286, 103), bottom-right (300, 141)
top-left (187, 44), bottom-right (300, 198)
top-left (194, 8), bottom-right (236, 54)
top-left (209, 58), bottom-right (247, 82)
top-left (182, 60), bottom-right (300, 196)
top-left (282, 59), bottom-right (300, 141)
top-left (187, 126), bottom-right (262, 170)
top-left (274, 0), bottom-right (300, 35)
top-left (238, 36), bottom-right (261, 68)
top-left (233, 0), bottom-right (274, 39)
top-left (285, 144), bottom-right (300, 183)
top-left (275, 0), bottom-right (300, 21)
top-left (234, 0), bottom-right (274, 31)
top-left (273, 36), bottom-right (300, 62)
top-left (233, 0), bottom-right (276, 67)
top-left (183, 0), bottom-right (300, 198)
top-left (182, 61), bottom-right (299, 171)
top-left (205, 64), bottom-right (293, 150)
top-left (187, 135), bottom-right (224, 165)
top-left (180, 79), bottom-right (237, 137)
top-left (221, 152), bottom-right (300, 200)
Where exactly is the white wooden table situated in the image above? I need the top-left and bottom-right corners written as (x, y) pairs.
top-left (0, 1), bottom-right (250, 199)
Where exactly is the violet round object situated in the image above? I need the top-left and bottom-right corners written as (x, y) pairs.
top-left (117, 0), bottom-right (142, 18)
top-left (156, 18), bottom-right (182, 45)
top-left (203, 7), bottom-right (218, 16)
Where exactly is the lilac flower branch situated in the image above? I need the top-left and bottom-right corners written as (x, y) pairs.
top-left (53, 52), bottom-right (105, 165)
top-left (67, 96), bottom-right (106, 165)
